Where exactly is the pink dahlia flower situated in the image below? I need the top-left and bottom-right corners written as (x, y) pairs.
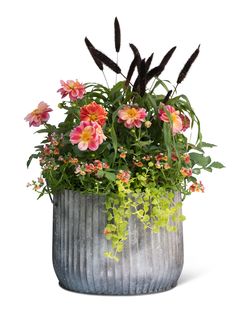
top-left (180, 113), bottom-right (190, 132)
top-left (158, 104), bottom-right (183, 135)
top-left (70, 121), bottom-right (106, 151)
top-left (118, 105), bottom-right (147, 128)
top-left (80, 102), bottom-right (107, 126)
top-left (57, 80), bottom-right (85, 101)
top-left (24, 101), bottom-right (52, 127)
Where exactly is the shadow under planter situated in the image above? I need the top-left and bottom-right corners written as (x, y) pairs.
top-left (52, 190), bottom-right (184, 295)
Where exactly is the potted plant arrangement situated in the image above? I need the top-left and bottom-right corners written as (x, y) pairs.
top-left (25, 18), bottom-right (224, 295)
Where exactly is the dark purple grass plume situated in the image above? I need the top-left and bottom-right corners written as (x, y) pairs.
top-left (177, 45), bottom-right (200, 84)
top-left (84, 37), bottom-right (103, 71)
top-left (114, 17), bottom-right (121, 53)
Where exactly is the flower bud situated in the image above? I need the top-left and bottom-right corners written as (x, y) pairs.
top-left (145, 121), bottom-right (152, 128)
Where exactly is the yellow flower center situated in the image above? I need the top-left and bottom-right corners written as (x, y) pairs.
top-left (89, 113), bottom-right (98, 121)
top-left (32, 109), bottom-right (40, 115)
top-left (127, 108), bottom-right (138, 118)
top-left (80, 128), bottom-right (92, 142)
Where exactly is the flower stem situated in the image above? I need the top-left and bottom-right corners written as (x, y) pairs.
top-left (102, 70), bottom-right (109, 88)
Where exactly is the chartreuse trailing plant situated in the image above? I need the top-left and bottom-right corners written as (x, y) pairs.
top-left (25, 17), bottom-right (224, 261)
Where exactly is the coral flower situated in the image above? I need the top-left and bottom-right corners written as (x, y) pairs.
top-left (118, 105), bottom-right (147, 128)
top-left (120, 153), bottom-right (127, 159)
top-left (158, 104), bottom-right (182, 135)
top-left (80, 102), bottom-right (108, 126)
top-left (70, 121), bottom-right (106, 151)
top-left (189, 181), bottom-right (204, 192)
top-left (57, 80), bottom-right (85, 101)
top-left (116, 170), bottom-right (131, 183)
top-left (180, 167), bottom-right (192, 177)
top-left (134, 161), bottom-right (144, 167)
top-left (25, 101), bottom-right (52, 127)
top-left (183, 153), bottom-right (191, 164)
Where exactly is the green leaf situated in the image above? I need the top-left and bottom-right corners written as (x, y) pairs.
top-left (192, 168), bottom-right (201, 175)
top-left (199, 141), bottom-right (217, 148)
top-left (26, 154), bottom-right (39, 168)
top-left (104, 171), bottom-right (116, 182)
top-left (34, 129), bottom-right (49, 134)
top-left (210, 161), bottom-right (225, 169)
top-left (142, 215), bottom-right (150, 222)
top-left (190, 153), bottom-right (211, 167)
top-left (132, 140), bottom-right (153, 147)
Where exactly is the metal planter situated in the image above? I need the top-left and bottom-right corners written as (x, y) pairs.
top-left (52, 190), bottom-right (184, 295)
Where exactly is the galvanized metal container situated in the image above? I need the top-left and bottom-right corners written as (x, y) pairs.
top-left (52, 190), bottom-right (184, 295)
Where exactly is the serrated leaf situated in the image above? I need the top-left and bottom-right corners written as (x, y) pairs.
top-left (210, 161), bottom-right (225, 169)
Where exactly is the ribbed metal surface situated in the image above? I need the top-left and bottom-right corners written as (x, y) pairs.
top-left (52, 190), bottom-right (184, 295)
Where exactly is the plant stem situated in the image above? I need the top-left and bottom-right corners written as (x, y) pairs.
top-left (102, 70), bottom-right (109, 88)
top-left (115, 53), bottom-right (119, 84)
top-left (150, 78), bottom-right (156, 92)
top-left (171, 84), bottom-right (178, 97)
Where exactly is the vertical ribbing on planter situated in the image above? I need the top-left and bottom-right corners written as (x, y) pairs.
top-left (52, 191), bottom-right (184, 295)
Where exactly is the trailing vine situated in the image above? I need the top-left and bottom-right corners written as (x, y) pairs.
top-left (25, 17), bottom-right (224, 262)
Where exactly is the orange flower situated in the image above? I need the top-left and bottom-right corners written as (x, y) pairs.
top-left (120, 153), bottom-right (126, 159)
top-left (183, 153), bottom-right (190, 164)
top-left (103, 228), bottom-right (111, 235)
top-left (155, 153), bottom-right (168, 161)
top-left (134, 161), bottom-right (144, 167)
top-left (80, 102), bottom-right (108, 126)
top-left (189, 181), bottom-right (204, 192)
top-left (164, 163), bottom-right (171, 169)
top-left (180, 167), bottom-right (192, 177)
top-left (116, 170), bottom-right (131, 183)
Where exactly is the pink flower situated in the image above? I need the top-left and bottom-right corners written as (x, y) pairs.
top-left (180, 113), bottom-right (190, 132)
top-left (57, 80), bottom-right (85, 101)
top-left (80, 102), bottom-right (107, 126)
top-left (70, 121), bottom-right (106, 151)
top-left (158, 104), bottom-right (182, 135)
top-left (25, 101), bottom-right (52, 127)
top-left (118, 105), bottom-right (147, 128)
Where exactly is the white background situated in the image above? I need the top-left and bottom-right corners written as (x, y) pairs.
top-left (0, 0), bottom-right (235, 313)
